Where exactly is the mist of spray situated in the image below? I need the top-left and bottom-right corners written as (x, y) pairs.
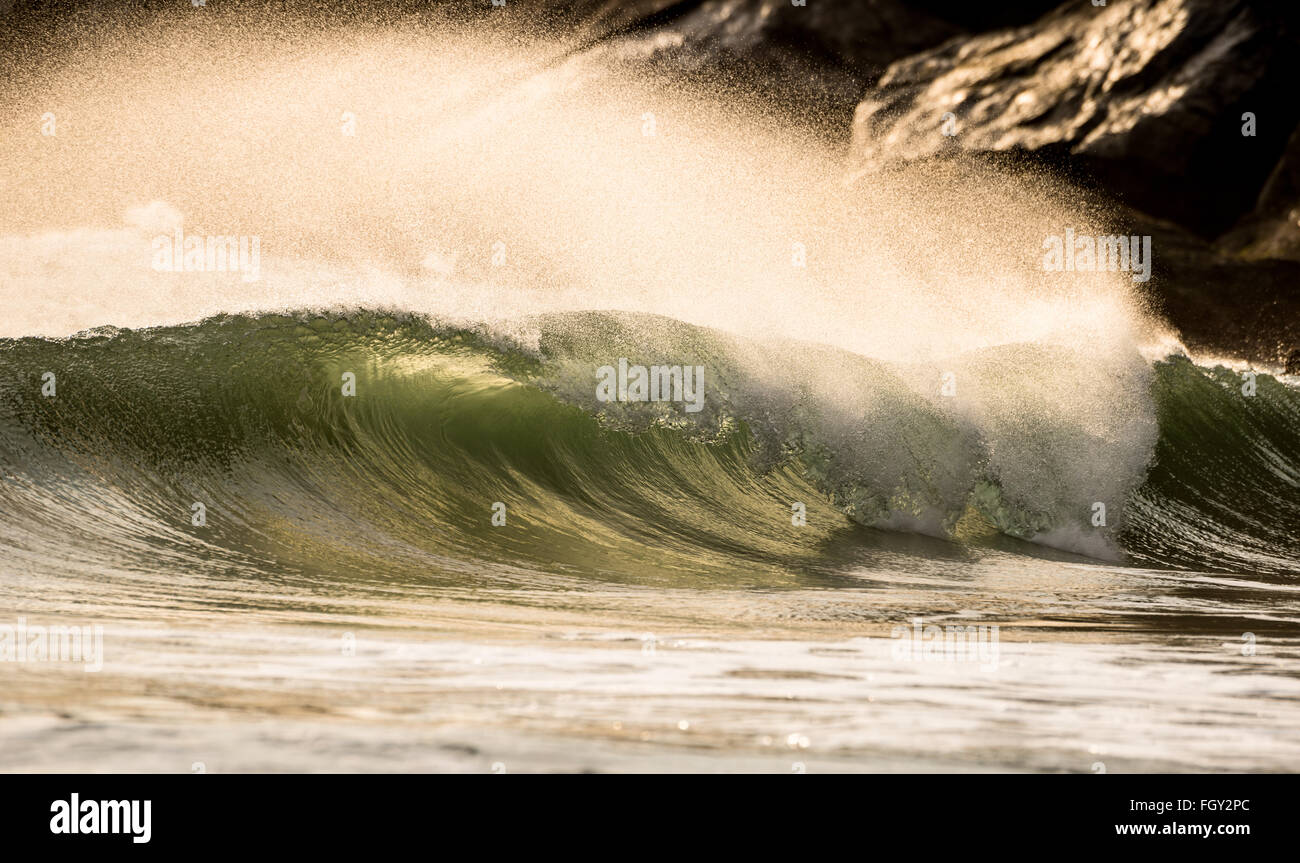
top-left (0, 12), bottom-right (1165, 553)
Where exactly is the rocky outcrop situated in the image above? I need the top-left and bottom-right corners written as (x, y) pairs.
top-left (1221, 126), bottom-right (1300, 262)
top-left (555, 0), bottom-right (966, 124)
top-left (1146, 231), bottom-right (1300, 368)
top-left (849, 0), bottom-right (1300, 238)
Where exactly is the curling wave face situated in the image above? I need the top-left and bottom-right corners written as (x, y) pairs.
top-left (1, 311), bottom-right (1295, 588)
top-left (0, 12), bottom-right (1295, 586)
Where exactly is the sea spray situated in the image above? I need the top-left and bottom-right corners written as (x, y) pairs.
top-left (0, 12), bottom-right (1171, 560)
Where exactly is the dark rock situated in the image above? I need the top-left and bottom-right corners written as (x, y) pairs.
top-left (1111, 204), bottom-right (1300, 368)
top-left (518, 0), bottom-right (692, 44)
top-left (1220, 125), bottom-right (1300, 261)
top-left (1156, 252), bottom-right (1300, 369)
top-left (850, 0), bottom-right (1300, 238)
top-left (903, 1), bottom-right (1066, 32)
top-left (566, 0), bottom-right (966, 126)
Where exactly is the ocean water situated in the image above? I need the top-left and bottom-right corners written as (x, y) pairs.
top-left (0, 12), bottom-right (1297, 773)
